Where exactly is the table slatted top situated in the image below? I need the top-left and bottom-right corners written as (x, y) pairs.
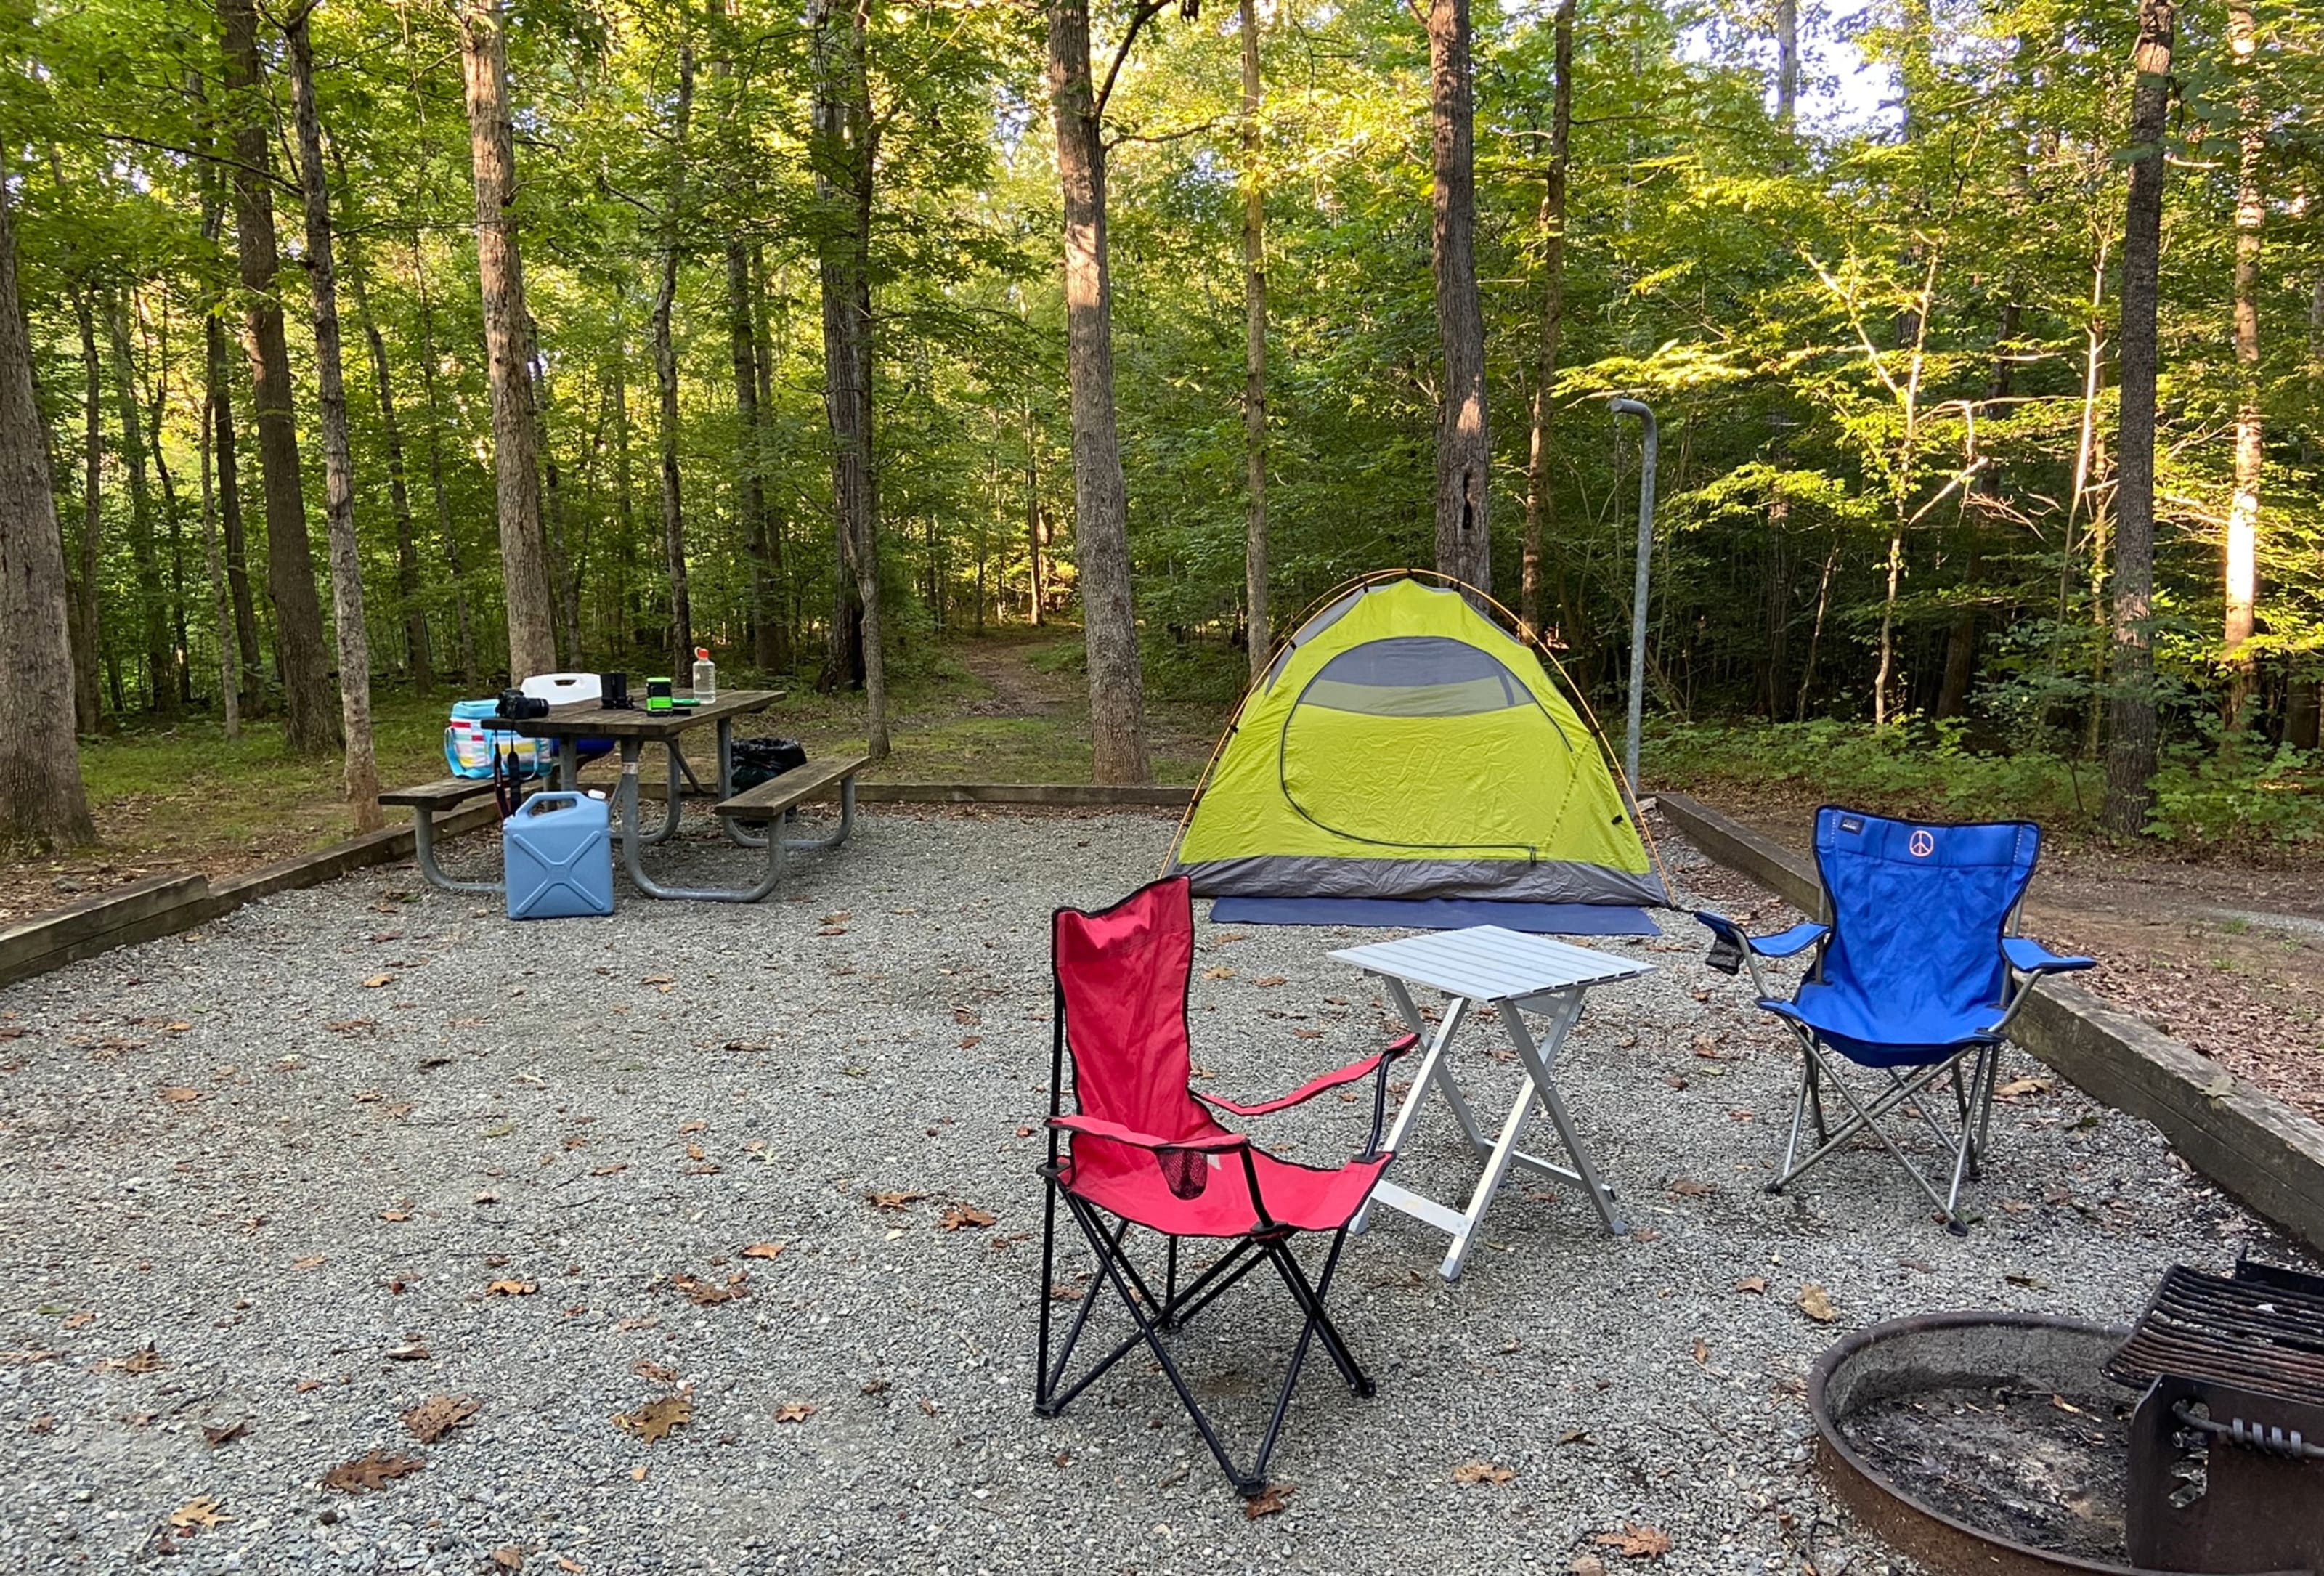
top-left (492, 689), bottom-right (782, 739)
top-left (1329, 925), bottom-right (1653, 1001)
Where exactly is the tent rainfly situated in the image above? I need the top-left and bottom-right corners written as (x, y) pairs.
top-left (1166, 575), bottom-right (1667, 908)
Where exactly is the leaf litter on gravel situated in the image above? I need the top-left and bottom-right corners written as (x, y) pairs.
top-left (322, 1450), bottom-right (425, 1492)
top-left (612, 1395), bottom-right (691, 1442)
top-left (1595, 1524), bottom-right (1673, 1559)
top-left (669, 1272), bottom-right (748, 1306)
top-left (402, 1394), bottom-right (479, 1444)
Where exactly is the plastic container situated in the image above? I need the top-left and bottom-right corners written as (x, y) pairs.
top-left (691, 647), bottom-right (717, 702)
top-left (503, 792), bottom-right (614, 920)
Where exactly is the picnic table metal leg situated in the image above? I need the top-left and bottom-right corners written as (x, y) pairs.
top-left (1495, 995), bottom-right (1628, 1237)
top-left (615, 736), bottom-right (784, 903)
top-left (410, 808), bottom-right (503, 895)
top-left (717, 718), bottom-right (771, 848)
top-left (1351, 992), bottom-right (1471, 1236)
top-left (1439, 1064), bottom-right (1547, 1280)
top-left (779, 776), bottom-right (857, 853)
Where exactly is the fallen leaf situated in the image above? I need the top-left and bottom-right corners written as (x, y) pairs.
top-left (379, 1208), bottom-right (413, 1223)
top-left (362, 975), bottom-right (394, 989)
top-left (670, 1272), bottom-right (748, 1306)
top-left (684, 1144), bottom-right (707, 1162)
top-left (166, 1021), bottom-right (192, 1033)
top-left (631, 1360), bottom-right (679, 1385)
top-left (383, 1338), bottom-right (431, 1362)
top-left (159, 1086), bottom-right (203, 1105)
top-left (2005, 1272), bottom-right (2052, 1291)
top-left (1568, 1556), bottom-right (1609, 1576)
top-left (866, 1190), bottom-right (925, 1211)
top-left (402, 1394), bottom-right (479, 1444)
top-left (1201, 966), bottom-right (1237, 980)
top-left (2052, 1394), bottom-right (2087, 1416)
top-left (958, 1034), bottom-right (981, 1049)
top-left (1995, 1076), bottom-right (2053, 1102)
top-left (322, 1450), bottom-right (425, 1492)
top-left (491, 1550), bottom-right (525, 1572)
top-left (1798, 1283), bottom-right (1837, 1323)
top-left (940, 1203), bottom-right (996, 1232)
top-left (486, 1280), bottom-right (537, 1298)
top-left (643, 975), bottom-right (675, 987)
top-left (775, 1401), bottom-right (816, 1423)
top-left (1243, 1483), bottom-right (1293, 1519)
top-left (62, 1310), bottom-right (94, 1330)
top-left (1691, 1035), bottom-right (1726, 1059)
top-left (612, 1395), bottom-right (691, 1443)
top-left (168, 1496), bottom-right (226, 1532)
top-left (861, 1378), bottom-right (891, 1395)
top-left (1557, 1428), bottom-right (1591, 1445)
top-left (1667, 1178), bottom-right (1713, 1198)
top-left (1252, 975), bottom-right (1288, 988)
top-left (1594, 1524), bottom-right (1673, 1559)
top-left (293, 1255), bottom-right (327, 1271)
top-left (821, 911), bottom-right (851, 925)
top-left (325, 1019), bottom-right (376, 1034)
top-left (590, 1164), bottom-right (628, 1177)
top-left (723, 1039), bottom-right (770, 1053)
top-left (1734, 1276), bottom-right (1768, 1295)
top-left (1691, 1338), bottom-right (1710, 1366)
top-left (1292, 1028), bottom-right (1325, 1039)
top-left (201, 1418), bottom-right (248, 1447)
top-left (739, 1243), bottom-right (786, 1260)
top-left (1452, 1460), bottom-right (1514, 1486)
top-left (615, 1317), bottom-right (656, 1332)
top-left (110, 1341), bottom-right (163, 1374)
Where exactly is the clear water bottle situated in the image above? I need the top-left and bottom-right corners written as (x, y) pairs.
top-left (691, 646), bottom-right (716, 702)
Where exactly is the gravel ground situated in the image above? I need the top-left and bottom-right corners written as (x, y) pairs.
top-left (0, 806), bottom-right (2292, 1575)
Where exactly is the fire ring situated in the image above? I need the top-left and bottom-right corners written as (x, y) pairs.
top-left (1808, 1312), bottom-right (2161, 1576)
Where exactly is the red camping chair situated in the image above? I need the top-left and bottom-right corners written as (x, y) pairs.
top-left (1036, 877), bottom-right (1417, 1497)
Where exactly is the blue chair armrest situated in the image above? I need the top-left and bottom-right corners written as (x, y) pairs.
top-left (1694, 912), bottom-right (1825, 957)
top-left (1751, 922), bottom-right (1829, 959)
top-left (2004, 936), bottom-right (2095, 975)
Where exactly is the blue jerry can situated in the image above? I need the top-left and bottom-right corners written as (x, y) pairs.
top-left (504, 792), bottom-right (614, 920)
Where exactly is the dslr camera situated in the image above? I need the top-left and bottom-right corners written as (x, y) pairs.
top-left (496, 688), bottom-right (552, 720)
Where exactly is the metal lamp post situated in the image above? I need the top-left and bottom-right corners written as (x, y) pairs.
top-left (1609, 398), bottom-right (1658, 795)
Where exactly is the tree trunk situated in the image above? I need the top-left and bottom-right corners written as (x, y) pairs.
top-left (1428, 0), bottom-right (1491, 595)
top-left (0, 176), bottom-right (96, 849)
top-left (458, 0), bottom-right (556, 683)
top-left (135, 310), bottom-right (192, 710)
top-left (285, 11), bottom-right (381, 832)
top-left (2222, 0), bottom-right (2262, 739)
top-left (1519, 0), bottom-right (1573, 643)
top-left (813, 0), bottom-right (887, 758)
top-left (652, 36), bottom-right (696, 683)
top-left (198, 350), bottom-right (240, 740)
top-left (1047, 0), bottom-right (1149, 783)
top-left (1238, 0), bottom-right (1269, 681)
top-left (338, 184), bottom-right (431, 692)
top-left (68, 288), bottom-right (102, 734)
top-left (203, 310), bottom-right (260, 707)
top-left (729, 241), bottom-right (785, 674)
top-left (609, 309), bottom-right (646, 656)
top-left (104, 293), bottom-right (175, 715)
top-left (750, 246), bottom-right (788, 668)
top-left (2104, 0), bottom-right (2174, 837)
top-left (1025, 399), bottom-right (1046, 626)
top-left (219, 0), bottom-right (336, 752)
top-left (411, 255), bottom-right (475, 684)
top-left (529, 316), bottom-right (582, 668)
top-left (1775, 0), bottom-right (1798, 125)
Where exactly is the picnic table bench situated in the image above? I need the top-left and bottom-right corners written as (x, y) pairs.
top-left (381, 777), bottom-right (504, 895)
top-left (693, 753), bottom-right (872, 903)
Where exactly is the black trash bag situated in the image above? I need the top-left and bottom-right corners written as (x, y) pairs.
top-left (731, 737), bottom-right (808, 792)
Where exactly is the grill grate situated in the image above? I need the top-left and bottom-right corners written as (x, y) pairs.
top-left (2106, 1259), bottom-right (2324, 1412)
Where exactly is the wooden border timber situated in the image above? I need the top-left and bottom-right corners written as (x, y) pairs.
top-left (1654, 790), bottom-right (2324, 1253)
top-left (0, 800), bottom-right (502, 992)
top-left (853, 782), bottom-right (1192, 807)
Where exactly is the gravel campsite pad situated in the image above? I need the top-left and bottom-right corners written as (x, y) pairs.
top-left (0, 808), bottom-right (2286, 1573)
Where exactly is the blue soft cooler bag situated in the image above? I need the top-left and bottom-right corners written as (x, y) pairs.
top-left (504, 793), bottom-right (614, 920)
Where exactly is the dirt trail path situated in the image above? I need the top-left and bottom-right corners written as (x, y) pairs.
top-left (952, 636), bottom-right (1078, 718)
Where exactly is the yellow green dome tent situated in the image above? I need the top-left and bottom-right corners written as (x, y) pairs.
top-left (1167, 574), bottom-right (1666, 909)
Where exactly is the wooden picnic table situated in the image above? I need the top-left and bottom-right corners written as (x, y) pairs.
top-left (498, 689), bottom-right (792, 900)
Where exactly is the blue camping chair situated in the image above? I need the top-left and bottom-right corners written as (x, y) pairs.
top-left (1695, 807), bottom-right (2094, 1233)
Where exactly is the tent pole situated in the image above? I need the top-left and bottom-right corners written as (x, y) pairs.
top-left (1609, 398), bottom-right (1658, 794)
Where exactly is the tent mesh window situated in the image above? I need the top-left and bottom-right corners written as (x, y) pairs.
top-left (1297, 636), bottom-right (1537, 718)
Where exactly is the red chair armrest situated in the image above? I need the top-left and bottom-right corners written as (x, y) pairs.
top-left (1195, 1033), bottom-right (1421, 1118)
top-left (1046, 1114), bottom-right (1246, 1153)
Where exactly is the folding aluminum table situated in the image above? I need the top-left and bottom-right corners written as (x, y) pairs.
top-left (1329, 926), bottom-right (1652, 1280)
